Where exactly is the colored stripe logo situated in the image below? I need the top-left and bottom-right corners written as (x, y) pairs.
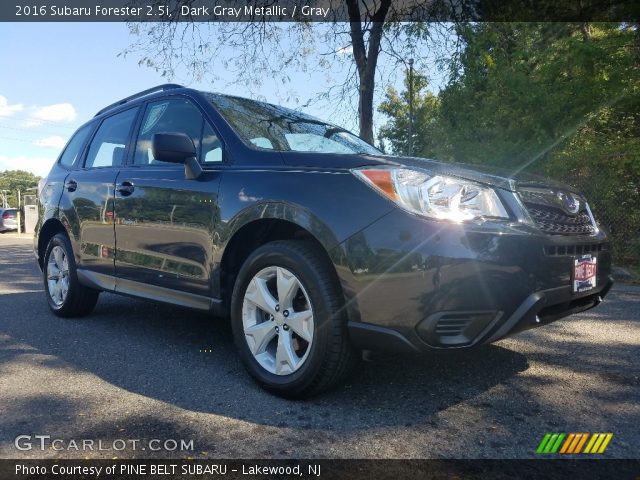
top-left (537, 433), bottom-right (613, 454)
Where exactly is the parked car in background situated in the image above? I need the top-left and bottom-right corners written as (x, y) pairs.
top-left (34, 84), bottom-right (613, 398)
top-left (0, 208), bottom-right (18, 232)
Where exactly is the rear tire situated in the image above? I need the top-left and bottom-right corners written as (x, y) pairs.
top-left (43, 233), bottom-right (99, 318)
top-left (231, 240), bottom-right (356, 398)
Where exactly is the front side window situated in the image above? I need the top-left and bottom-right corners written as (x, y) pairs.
top-left (134, 99), bottom-right (222, 166)
top-left (85, 108), bottom-right (138, 169)
top-left (59, 123), bottom-right (94, 168)
top-left (206, 93), bottom-right (381, 155)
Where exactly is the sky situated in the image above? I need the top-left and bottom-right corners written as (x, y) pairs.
top-left (0, 22), bottom-right (442, 177)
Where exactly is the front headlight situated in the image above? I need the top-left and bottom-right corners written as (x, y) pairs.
top-left (352, 167), bottom-right (509, 222)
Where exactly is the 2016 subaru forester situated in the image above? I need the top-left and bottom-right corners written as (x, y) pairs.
top-left (35, 84), bottom-right (613, 398)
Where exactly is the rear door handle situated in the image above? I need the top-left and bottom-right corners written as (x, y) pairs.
top-left (65, 179), bottom-right (77, 192)
top-left (116, 181), bottom-right (135, 196)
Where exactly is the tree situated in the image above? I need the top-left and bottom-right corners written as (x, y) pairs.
top-left (436, 23), bottom-right (636, 171)
top-left (122, 1), bottom-right (455, 144)
top-left (379, 22), bottom-right (639, 267)
top-left (0, 170), bottom-right (41, 208)
top-left (378, 70), bottom-right (442, 157)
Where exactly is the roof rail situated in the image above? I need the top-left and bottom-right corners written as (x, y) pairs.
top-left (94, 84), bottom-right (184, 117)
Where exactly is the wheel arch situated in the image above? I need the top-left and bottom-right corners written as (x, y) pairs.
top-left (37, 218), bottom-right (68, 269)
top-left (218, 214), bottom-right (344, 315)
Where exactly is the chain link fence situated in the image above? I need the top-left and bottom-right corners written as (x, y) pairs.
top-left (560, 170), bottom-right (640, 281)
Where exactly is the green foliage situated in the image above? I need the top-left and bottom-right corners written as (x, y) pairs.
top-left (0, 170), bottom-right (41, 208)
top-left (378, 23), bottom-right (640, 268)
top-left (378, 71), bottom-right (443, 158)
top-left (438, 23), bottom-right (637, 170)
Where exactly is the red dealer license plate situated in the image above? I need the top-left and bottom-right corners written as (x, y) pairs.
top-left (573, 255), bottom-right (597, 293)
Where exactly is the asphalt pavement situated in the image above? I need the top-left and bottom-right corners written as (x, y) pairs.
top-left (0, 233), bottom-right (638, 459)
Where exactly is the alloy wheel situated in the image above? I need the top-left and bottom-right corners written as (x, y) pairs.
top-left (241, 266), bottom-right (314, 375)
top-left (47, 245), bottom-right (70, 307)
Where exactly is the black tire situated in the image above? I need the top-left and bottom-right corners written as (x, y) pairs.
top-left (231, 240), bottom-right (356, 398)
top-left (43, 233), bottom-right (99, 318)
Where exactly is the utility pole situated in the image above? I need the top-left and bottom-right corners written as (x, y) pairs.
top-left (408, 58), bottom-right (414, 157)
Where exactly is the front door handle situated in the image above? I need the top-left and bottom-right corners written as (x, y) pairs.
top-left (116, 181), bottom-right (135, 196)
top-left (65, 179), bottom-right (77, 192)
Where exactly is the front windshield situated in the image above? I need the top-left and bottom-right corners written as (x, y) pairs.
top-left (206, 93), bottom-right (381, 155)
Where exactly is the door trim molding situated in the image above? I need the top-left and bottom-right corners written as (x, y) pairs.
top-left (77, 269), bottom-right (223, 313)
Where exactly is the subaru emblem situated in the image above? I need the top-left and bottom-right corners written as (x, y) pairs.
top-left (557, 191), bottom-right (580, 215)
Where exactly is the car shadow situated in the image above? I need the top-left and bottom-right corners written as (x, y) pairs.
top-left (2, 238), bottom-right (637, 457)
top-left (0, 285), bottom-right (530, 433)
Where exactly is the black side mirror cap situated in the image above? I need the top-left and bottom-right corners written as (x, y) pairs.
top-left (152, 132), bottom-right (196, 163)
top-left (151, 132), bottom-right (203, 180)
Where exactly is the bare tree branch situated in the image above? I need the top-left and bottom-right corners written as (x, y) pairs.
top-left (123, 1), bottom-right (459, 141)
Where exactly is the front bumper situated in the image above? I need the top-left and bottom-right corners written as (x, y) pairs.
top-left (334, 209), bottom-right (613, 353)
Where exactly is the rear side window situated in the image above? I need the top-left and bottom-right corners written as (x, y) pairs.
top-left (134, 99), bottom-right (222, 166)
top-left (59, 123), bottom-right (93, 168)
top-left (85, 108), bottom-right (138, 169)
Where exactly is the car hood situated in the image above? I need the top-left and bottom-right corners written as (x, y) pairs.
top-left (281, 152), bottom-right (575, 193)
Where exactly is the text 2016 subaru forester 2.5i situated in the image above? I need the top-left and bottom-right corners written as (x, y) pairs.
top-left (35, 84), bottom-right (613, 398)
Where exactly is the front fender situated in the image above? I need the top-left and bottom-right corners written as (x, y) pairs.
top-left (216, 168), bottom-right (394, 253)
top-left (220, 201), bottom-right (341, 254)
top-left (213, 168), bottom-right (395, 302)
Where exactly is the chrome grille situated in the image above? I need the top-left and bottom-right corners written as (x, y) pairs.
top-left (527, 206), bottom-right (596, 235)
top-left (518, 186), bottom-right (597, 236)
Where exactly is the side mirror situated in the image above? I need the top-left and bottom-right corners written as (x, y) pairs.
top-left (152, 132), bottom-right (195, 162)
top-left (151, 132), bottom-right (203, 180)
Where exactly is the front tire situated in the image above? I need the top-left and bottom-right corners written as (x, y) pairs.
top-left (231, 240), bottom-right (355, 398)
top-left (43, 233), bottom-right (99, 317)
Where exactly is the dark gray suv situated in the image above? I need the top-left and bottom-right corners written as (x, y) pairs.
top-left (35, 84), bottom-right (613, 397)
